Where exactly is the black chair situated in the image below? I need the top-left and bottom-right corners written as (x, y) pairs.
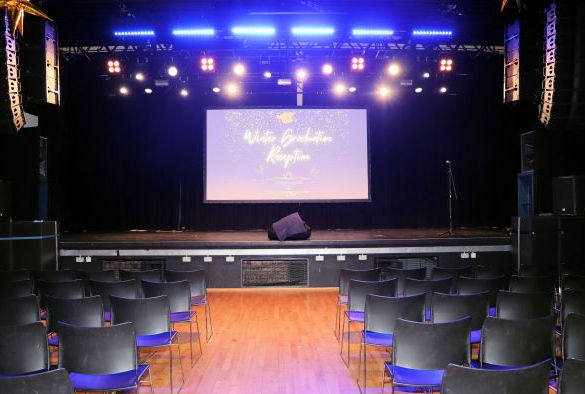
top-left (33, 270), bottom-right (75, 283)
top-left (111, 295), bottom-right (183, 393)
top-left (165, 269), bottom-right (214, 342)
top-left (335, 268), bottom-right (381, 339)
top-left (0, 270), bottom-right (30, 282)
top-left (0, 294), bottom-right (40, 326)
top-left (563, 274), bottom-right (585, 292)
top-left (0, 368), bottom-right (74, 394)
top-left (383, 317), bottom-right (471, 393)
top-left (496, 290), bottom-right (553, 320)
top-left (432, 265), bottom-right (473, 280)
top-left (382, 267), bottom-right (426, 297)
top-left (58, 321), bottom-right (152, 392)
top-left (558, 358), bottom-right (585, 394)
top-left (403, 277), bottom-right (453, 319)
top-left (561, 290), bottom-right (585, 327)
top-left (75, 270), bottom-right (116, 296)
top-left (89, 279), bottom-right (138, 321)
top-left (0, 279), bottom-right (32, 298)
top-left (563, 313), bottom-right (585, 361)
top-left (45, 295), bottom-right (104, 347)
top-left (457, 276), bottom-right (505, 307)
top-left (340, 279), bottom-right (397, 366)
top-left (36, 279), bottom-right (85, 309)
top-left (478, 315), bottom-right (556, 370)
top-left (441, 360), bottom-right (551, 394)
top-left (518, 266), bottom-right (556, 278)
top-left (120, 269), bottom-right (162, 297)
top-left (431, 292), bottom-right (489, 344)
top-left (142, 280), bottom-right (202, 366)
top-left (0, 322), bottom-right (49, 375)
top-left (475, 265), bottom-right (510, 279)
top-left (357, 293), bottom-right (425, 393)
top-left (508, 275), bottom-right (556, 294)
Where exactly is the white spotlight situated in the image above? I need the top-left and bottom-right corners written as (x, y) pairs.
top-left (144, 88), bottom-right (153, 94)
top-left (179, 88), bottom-right (189, 97)
top-left (226, 83), bottom-right (238, 96)
top-left (333, 82), bottom-right (346, 95)
top-left (415, 87), bottom-right (423, 93)
top-left (135, 72), bottom-right (145, 81)
top-left (348, 86), bottom-right (357, 93)
top-left (212, 87), bottom-right (221, 93)
top-left (378, 86), bottom-right (391, 98)
top-left (422, 72), bottom-right (431, 79)
top-left (295, 68), bottom-right (308, 82)
top-left (167, 66), bottom-right (178, 77)
top-left (439, 86), bottom-right (448, 94)
top-left (233, 63), bottom-right (246, 76)
top-left (387, 63), bottom-right (401, 76)
top-left (322, 63), bottom-right (333, 75)
top-left (119, 86), bottom-right (129, 95)
top-left (263, 71), bottom-right (272, 79)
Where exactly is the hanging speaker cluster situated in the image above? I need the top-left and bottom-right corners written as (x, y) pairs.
top-left (0, 13), bottom-right (25, 133)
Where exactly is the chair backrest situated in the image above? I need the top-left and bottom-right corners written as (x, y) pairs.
top-left (517, 266), bottom-right (556, 278)
top-left (457, 276), bottom-right (505, 306)
top-left (508, 275), bottom-right (556, 294)
top-left (0, 279), bottom-right (33, 299)
top-left (563, 313), bottom-right (585, 361)
top-left (431, 292), bottom-right (489, 331)
top-left (45, 295), bottom-right (104, 334)
top-left (165, 269), bottom-right (207, 297)
top-left (364, 293), bottom-right (425, 334)
top-left (558, 358), bottom-right (585, 394)
top-left (403, 277), bottom-right (453, 310)
top-left (36, 279), bottom-right (85, 308)
top-left (33, 270), bottom-right (75, 283)
top-left (142, 280), bottom-right (191, 313)
top-left (562, 289), bottom-right (585, 322)
top-left (383, 267), bottom-right (426, 296)
top-left (111, 295), bottom-right (171, 336)
top-left (0, 294), bottom-right (40, 326)
top-left (0, 368), bottom-right (74, 394)
top-left (0, 322), bottom-right (49, 374)
top-left (120, 270), bottom-right (162, 297)
top-left (347, 279), bottom-right (397, 312)
top-left (89, 279), bottom-right (138, 312)
top-left (441, 360), bottom-right (551, 394)
top-left (0, 270), bottom-right (30, 282)
top-left (563, 274), bottom-right (585, 292)
top-left (392, 317), bottom-right (471, 370)
top-left (432, 266), bottom-right (473, 280)
top-left (58, 321), bottom-right (137, 375)
top-left (475, 265), bottom-right (511, 279)
top-left (496, 290), bottom-right (553, 320)
top-left (75, 270), bottom-right (117, 296)
top-left (338, 268), bottom-right (381, 295)
top-left (481, 315), bottom-right (556, 368)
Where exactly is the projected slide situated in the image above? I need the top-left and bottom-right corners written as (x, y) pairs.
top-left (205, 108), bottom-right (369, 202)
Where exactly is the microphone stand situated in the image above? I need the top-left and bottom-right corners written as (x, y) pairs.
top-left (440, 161), bottom-right (458, 237)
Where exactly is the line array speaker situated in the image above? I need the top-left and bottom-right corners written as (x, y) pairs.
top-left (0, 12), bottom-right (25, 133)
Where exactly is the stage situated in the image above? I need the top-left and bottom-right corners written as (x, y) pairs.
top-left (58, 227), bottom-right (513, 288)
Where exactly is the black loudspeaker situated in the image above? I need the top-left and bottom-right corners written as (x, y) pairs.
top-left (0, 180), bottom-right (11, 221)
top-left (553, 175), bottom-right (584, 215)
top-left (268, 212), bottom-right (311, 241)
top-left (0, 13), bottom-right (25, 133)
top-left (19, 19), bottom-right (60, 106)
top-left (539, 2), bottom-right (585, 131)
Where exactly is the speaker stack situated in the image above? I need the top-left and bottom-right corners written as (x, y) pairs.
top-left (0, 12), bottom-right (25, 133)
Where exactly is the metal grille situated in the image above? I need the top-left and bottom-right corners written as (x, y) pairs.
top-left (101, 259), bottom-right (165, 281)
top-left (241, 259), bottom-right (308, 287)
top-left (375, 257), bottom-right (438, 279)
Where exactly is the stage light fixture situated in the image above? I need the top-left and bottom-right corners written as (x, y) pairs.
top-left (352, 29), bottom-right (394, 36)
top-left (351, 57), bottom-right (365, 71)
top-left (233, 63), bottom-right (246, 76)
top-left (232, 26), bottom-right (276, 36)
top-left (201, 57), bottom-right (215, 72)
top-left (277, 78), bottom-right (292, 86)
top-left (226, 83), bottom-right (239, 96)
top-left (119, 86), bottom-right (129, 95)
top-left (172, 28), bottom-right (215, 36)
top-left (387, 63), bottom-right (401, 77)
top-left (167, 65), bottom-right (178, 77)
top-left (333, 82), bottom-right (347, 95)
top-left (439, 58), bottom-right (454, 72)
top-left (322, 63), bottom-right (333, 76)
top-left (295, 69), bottom-right (308, 82)
top-left (378, 85), bottom-right (391, 98)
top-left (291, 26), bottom-right (335, 36)
top-left (107, 60), bottom-right (121, 74)
top-left (144, 88), bottom-right (153, 94)
top-left (263, 71), bottom-right (272, 79)
top-left (212, 87), bottom-right (221, 93)
top-left (180, 88), bottom-right (189, 97)
top-left (135, 72), bottom-right (145, 81)
top-left (439, 86), bottom-right (448, 94)
top-left (114, 30), bottom-right (155, 37)
top-left (422, 72), bottom-right (431, 79)
top-left (415, 87), bottom-right (423, 93)
top-left (412, 30), bottom-right (453, 37)
top-left (348, 86), bottom-right (357, 93)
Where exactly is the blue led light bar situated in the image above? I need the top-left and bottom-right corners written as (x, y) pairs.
top-left (172, 28), bottom-right (215, 36)
top-left (231, 26), bottom-right (276, 36)
top-left (412, 30), bottom-right (453, 36)
top-left (114, 30), bottom-right (155, 37)
top-left (291, 26), bottom-right (335, 36)
top-left (352, 29), bottom-right (394, 36)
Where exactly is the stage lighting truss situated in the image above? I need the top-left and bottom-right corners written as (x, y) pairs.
top-left (107, 60), bottom-right (121, 74)
top-left (200, 57), bottom-right (215, 72)
top-left (351, 57), bottom-right (365, 72)
top-left (439, 58), bottom-right (453, 72)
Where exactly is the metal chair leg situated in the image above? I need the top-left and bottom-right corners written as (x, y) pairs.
top-left (147, 367), bottom-right (154, 393)
top-left (169, 343), bottom-right (173, 394)
top-left (189, 318), bottom-right (193, 367)
top-left (334, 301), bottom-right (340, 339)
top-left (196, 314), bottom-right (203, 359)
top-left (205, 297), bottom-right (213, 342)
top-left (340, 313), bottom-right (349, 367)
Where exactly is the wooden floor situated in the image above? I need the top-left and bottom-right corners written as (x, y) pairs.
top-left (140, 288), bottom-right (556, 394)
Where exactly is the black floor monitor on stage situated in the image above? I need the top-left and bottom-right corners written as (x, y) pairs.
top-left (268, 212), bottom-right (311, 241)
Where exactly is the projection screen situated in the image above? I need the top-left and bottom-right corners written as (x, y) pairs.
top-left (205, 108), bottom-right (369, 202)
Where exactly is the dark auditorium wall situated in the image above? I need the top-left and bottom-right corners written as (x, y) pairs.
top-left (52, 55), bottom-right (518, 231)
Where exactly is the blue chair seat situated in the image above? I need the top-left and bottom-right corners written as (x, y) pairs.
top-left (364, 331), bottom-right (393, 347)
top-left (69, 364), bottom-right (149, 391)
top-left (338, 295), bottom-right (348, 304)
top-left (170, 311), bottom-right (196, 323)
top-left (191, 295), bottom-right (207, 305)
top-left (48, 334), bottom-right (59, 347)
top-left (425, 309), bottom-right (431, 321)
top-left (470, 329), bottom-right (481, 344)
top-left (104, 311), bottom-right (111, 322)
top-left (344, 310), bottom-right (364, 322)
top-left (489, 307), bottom-right (496, 317)
top-left (470, 362), bottom-right (516, 370)
top-left (385, 362), bottom-right (444, 387)
top-left (136, 331), bottom-right (178, 348)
